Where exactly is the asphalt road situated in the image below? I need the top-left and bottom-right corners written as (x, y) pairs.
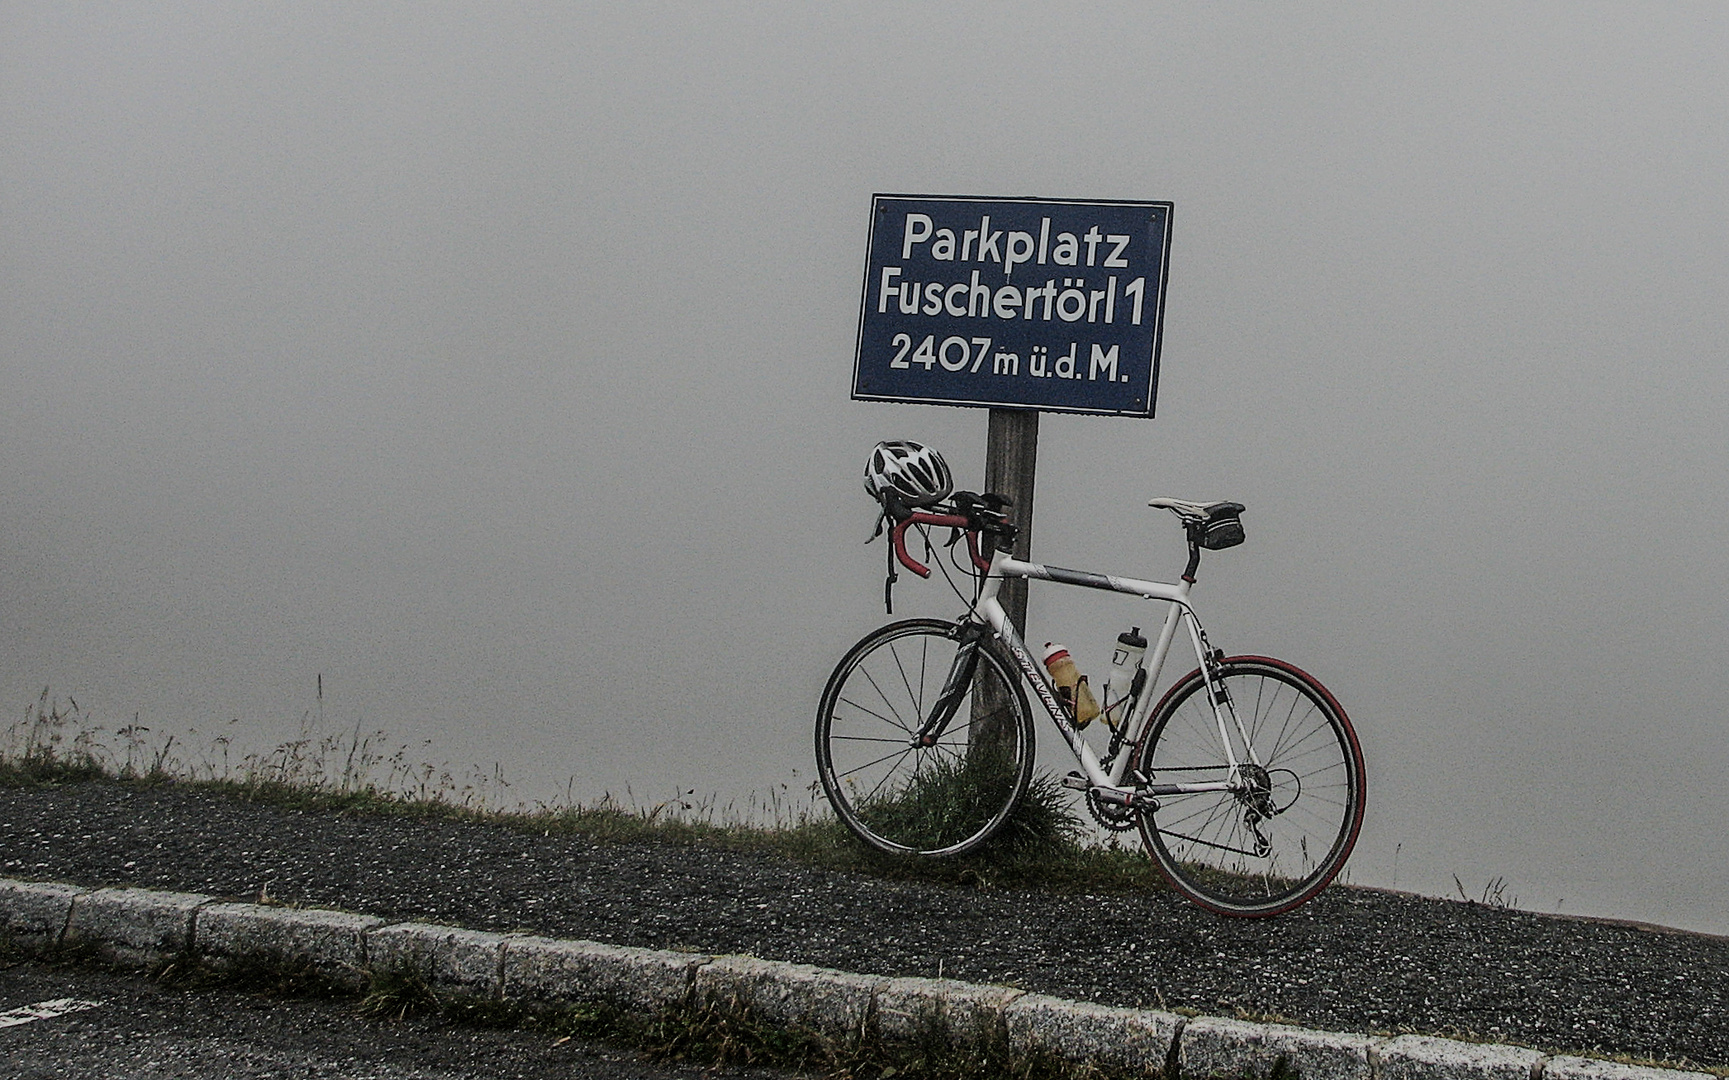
top-left (0, 958), bottom-right (790, 1080)
top-left (1, 780), bottom-right (1726, 1070)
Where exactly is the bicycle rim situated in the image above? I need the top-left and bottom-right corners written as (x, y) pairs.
top-left (816, 619), bottom-right (1033, 856)
top-left (1134, 656), bottom-right (1364, 916)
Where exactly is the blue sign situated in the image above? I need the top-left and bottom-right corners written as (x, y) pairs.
top-left (853, 194), bottom-right (1172, 417)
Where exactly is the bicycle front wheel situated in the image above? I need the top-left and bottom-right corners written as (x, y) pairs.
top-left (816, 619), bottom-right (1034, 857)
top-left (1132, 656), bottom-right (1364, 917)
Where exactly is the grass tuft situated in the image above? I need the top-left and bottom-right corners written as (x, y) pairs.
top-left (357, 965), bottom-right (444, 1021)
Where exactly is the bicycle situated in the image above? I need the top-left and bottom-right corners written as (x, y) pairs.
top-left (815, 459), bottom-right (1366, 917)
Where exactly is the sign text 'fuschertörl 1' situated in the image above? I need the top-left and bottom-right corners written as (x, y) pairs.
top-left (852, 194), bottom-right (1172, 417)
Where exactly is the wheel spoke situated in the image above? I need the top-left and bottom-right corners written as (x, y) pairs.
top-left (887, 639), bottom-right (921, 722)
top-left (835, 694), bottom-right (911, 733)
top-left (833, 744), bottom-right (918, 785)
top-left (856, 668), bottom-right (913, 733)
top-left (1159, 826), bottom-right (1267, 860)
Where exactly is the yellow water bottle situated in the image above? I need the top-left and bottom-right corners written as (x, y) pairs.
top-left (1041, 642), bottom-right (1101, 728)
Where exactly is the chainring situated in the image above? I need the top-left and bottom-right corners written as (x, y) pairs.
top-left (1085, 788), bottom-right (1141, 832)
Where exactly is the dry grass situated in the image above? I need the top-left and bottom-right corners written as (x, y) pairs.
top-left (0, 688), bottom-right (1169, 895)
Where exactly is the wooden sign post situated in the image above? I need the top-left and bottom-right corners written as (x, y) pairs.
top-left (984, 407), bottom-right (1038, 633)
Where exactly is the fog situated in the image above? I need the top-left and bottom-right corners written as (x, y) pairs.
top-left (4, 3), bottom-right (1727, 933)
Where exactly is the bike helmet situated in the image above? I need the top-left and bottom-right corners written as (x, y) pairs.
top-left (863, 440), bottom-right (953, 508)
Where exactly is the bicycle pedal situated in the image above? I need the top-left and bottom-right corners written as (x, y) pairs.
top-left (1061, 771), bottom-right (1090, 791)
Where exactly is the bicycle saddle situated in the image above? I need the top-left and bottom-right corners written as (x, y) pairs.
top-left (1147, 498), bottom-right (1242, 518)
top-left (1151, 499), bottom-right (1246, 550)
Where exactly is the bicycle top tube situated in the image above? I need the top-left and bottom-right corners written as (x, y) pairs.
top-left (890, 510), bottom-right (1188, 604)
top-left (996, 555), bottom-right (1189, 604)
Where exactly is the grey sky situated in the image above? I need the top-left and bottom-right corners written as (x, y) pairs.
top-left (4, 3), bottom-right (1727, 931)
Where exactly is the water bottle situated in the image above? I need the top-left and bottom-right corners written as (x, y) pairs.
top-left (1102, 627), bottom-right (1148, 728)
top-left (1041, 642), bottom-right (1101, 728)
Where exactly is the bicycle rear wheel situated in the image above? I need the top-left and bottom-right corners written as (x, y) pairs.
top-left (1132, 656), bottom-right (1364, 916)
top-left (816, 619), bottom-right (1034, 856)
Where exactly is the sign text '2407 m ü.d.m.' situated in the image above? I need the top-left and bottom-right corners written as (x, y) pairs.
top-left (852, 195), bottom-right (1172, 417)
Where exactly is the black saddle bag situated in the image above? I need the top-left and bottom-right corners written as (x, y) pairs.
top-left (1194, 502), bottom-right (1246, 550)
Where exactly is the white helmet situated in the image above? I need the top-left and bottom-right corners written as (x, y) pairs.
top-left (863, 440), bottom-right (953, 508)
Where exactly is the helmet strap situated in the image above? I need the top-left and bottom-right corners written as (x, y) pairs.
top-left (883, 536), bottom-right (898, 615)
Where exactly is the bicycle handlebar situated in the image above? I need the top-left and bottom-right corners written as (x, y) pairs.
top-left (890, 511), bottom-right (996, 578)
top-left (890, 513), bottom-right (961, 578)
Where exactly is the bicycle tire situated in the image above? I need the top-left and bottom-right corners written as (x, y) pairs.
top-left (816, 618), bottom-right (1034, 857)
top-left (1132, 656), bottom-right (1364, 917)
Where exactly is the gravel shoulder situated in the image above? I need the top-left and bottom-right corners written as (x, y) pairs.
top-left (1, 780), bottom-right (1724, 1071)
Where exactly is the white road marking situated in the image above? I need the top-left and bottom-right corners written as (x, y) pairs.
top-left (0, 998), bottom-right (105, 1028)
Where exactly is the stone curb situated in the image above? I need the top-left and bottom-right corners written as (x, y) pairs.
top-left (64, 885), bottom-right (210, 965)
top-left (198, 902), bottom-right (385, 989)
top-left (1183, 1014), bottom-right (1378, 1080)
top-left (505, 933), bottom-right (705, 1012)
top-left (695, 953), bottom-right (880, 1036)
top-left (0, 877), bottom-right (1713, 1079)
top-left (366, 922), bottom-right (514, 999)
top-left (1009, 993), bottom-right (1184, 1072)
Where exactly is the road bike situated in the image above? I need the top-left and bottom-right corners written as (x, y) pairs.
top-left (814, 482), bottom-right (1365, 917)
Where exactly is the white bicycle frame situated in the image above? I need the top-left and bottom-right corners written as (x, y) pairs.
top-left (960, 544), bottom-right (1261, 806)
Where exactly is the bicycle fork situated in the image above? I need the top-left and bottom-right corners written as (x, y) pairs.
top-left (910, 622), bottom-right (988, 747)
